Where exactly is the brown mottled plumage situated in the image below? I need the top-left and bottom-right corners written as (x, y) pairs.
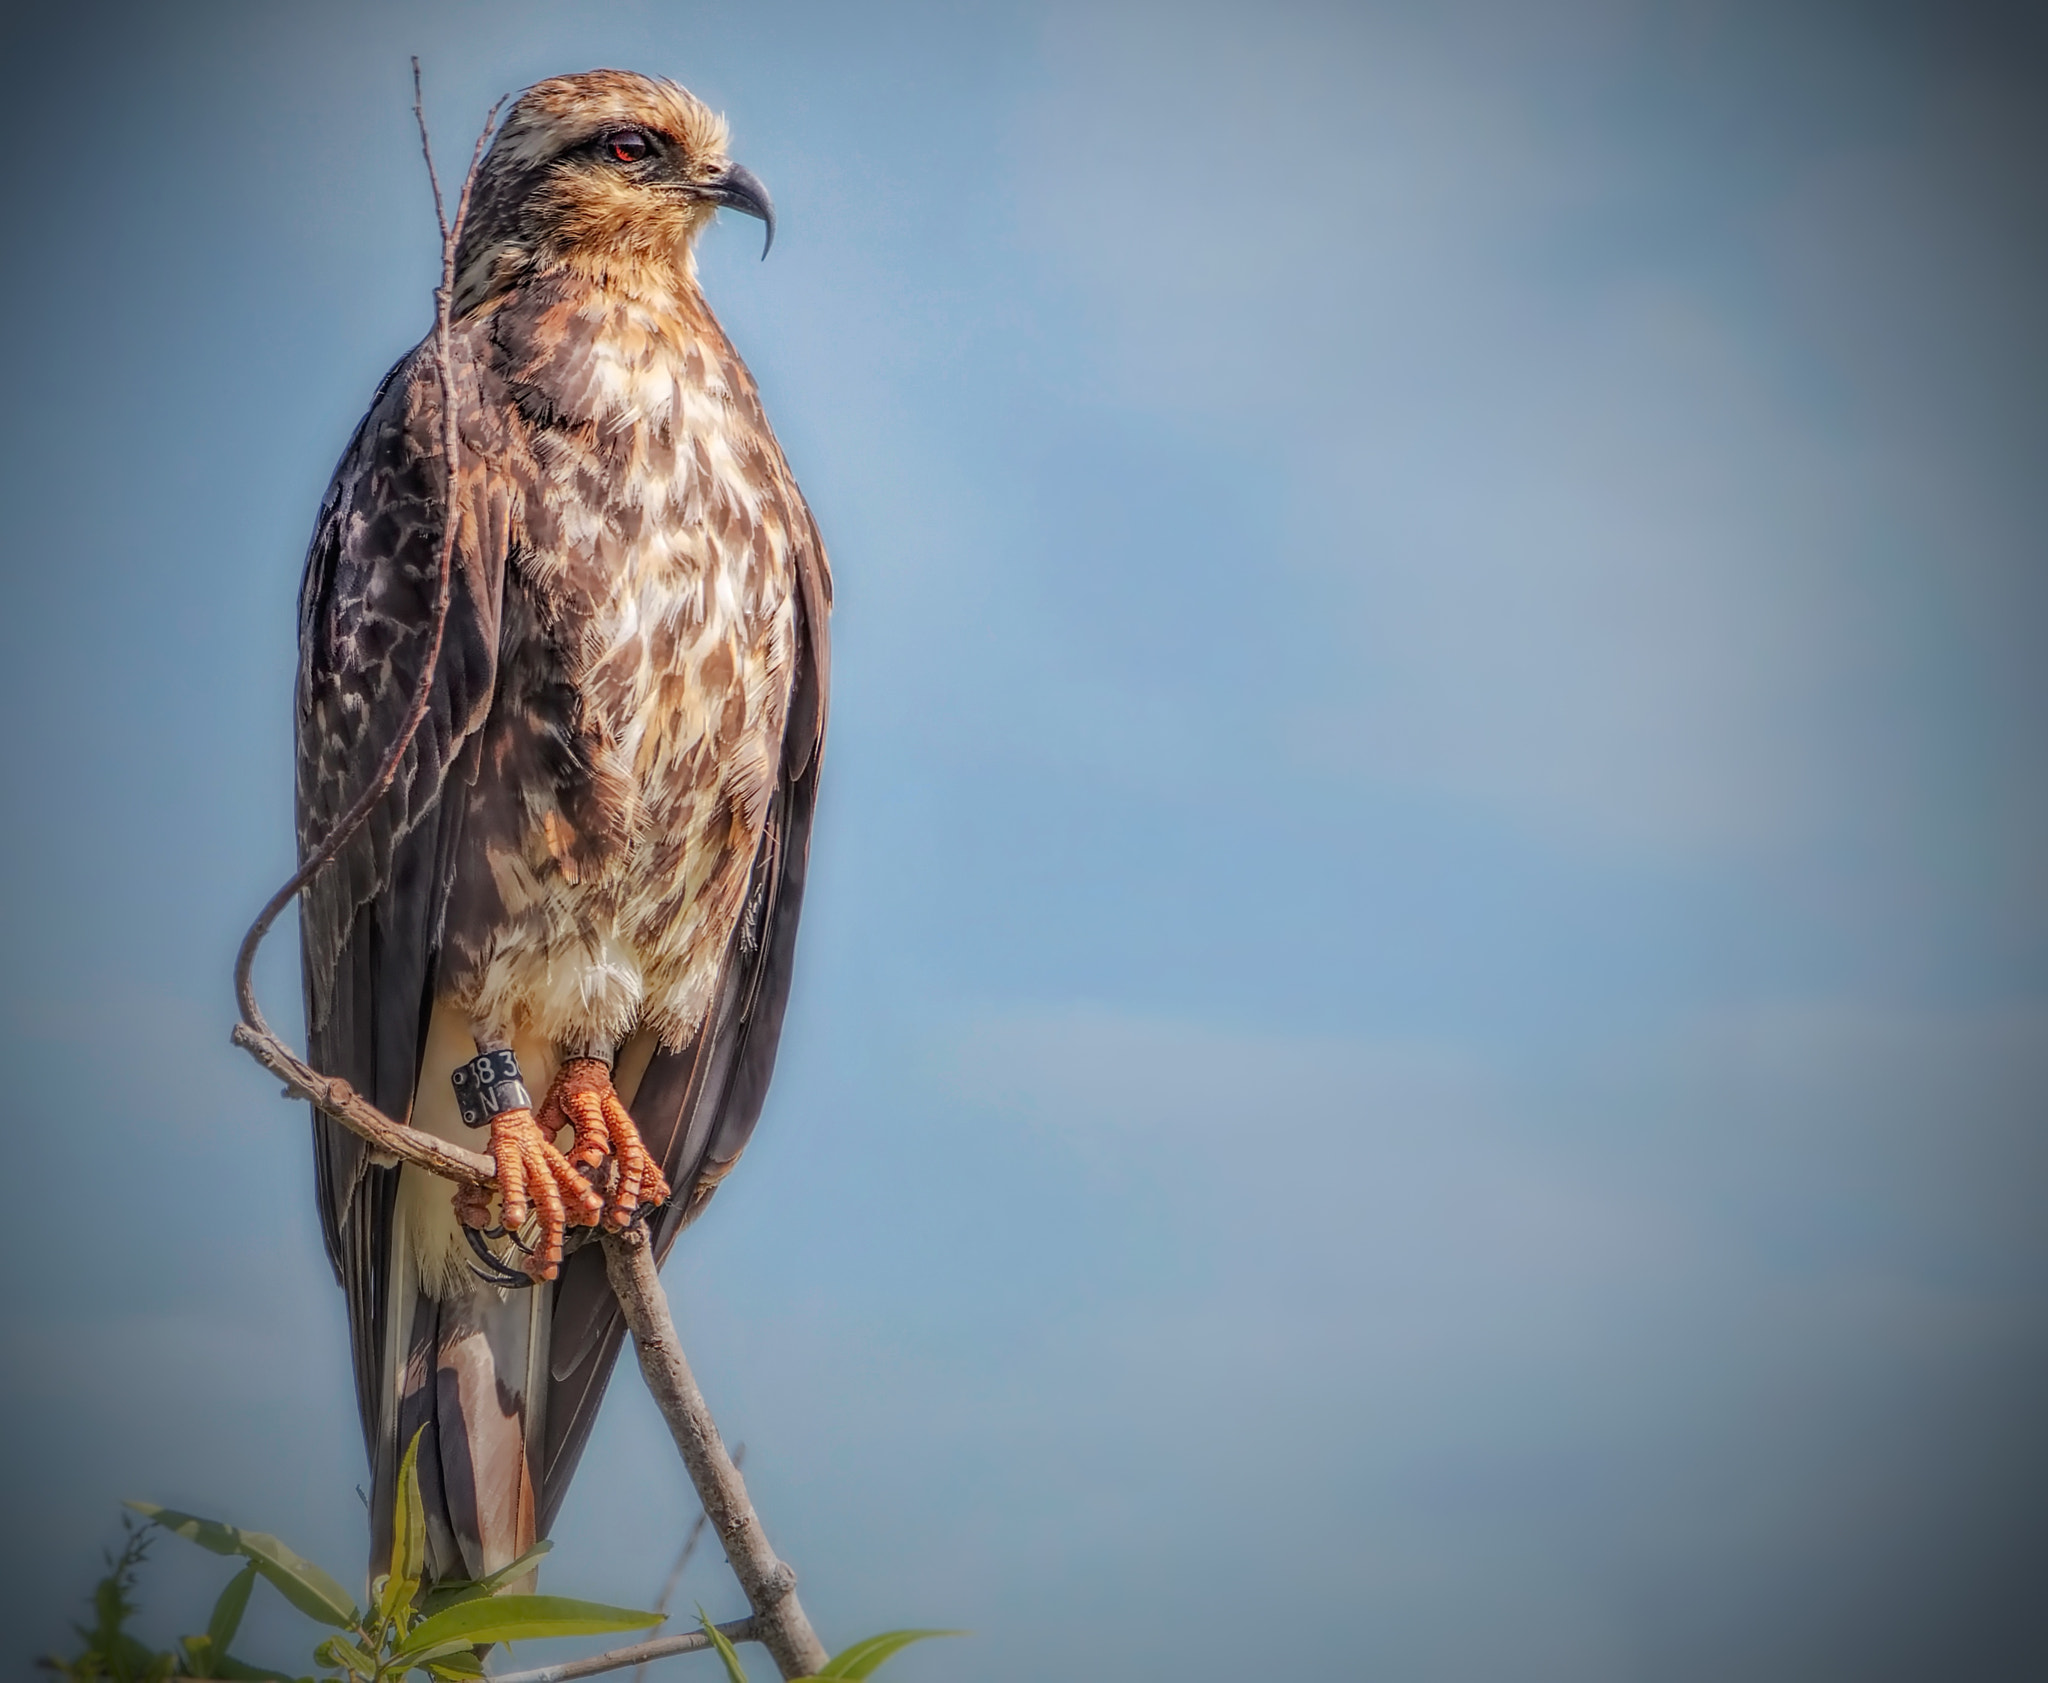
top-left (295, 71), bottom-right (829, 1585)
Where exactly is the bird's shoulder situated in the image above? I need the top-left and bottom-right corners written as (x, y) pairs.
top-left (297, 329), bottom-right (517, 677)
top-left (293, 327), bottom-right (517, 1011)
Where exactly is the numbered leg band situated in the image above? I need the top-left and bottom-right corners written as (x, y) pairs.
top-left (452, 1049), bottom-right (532, 1128)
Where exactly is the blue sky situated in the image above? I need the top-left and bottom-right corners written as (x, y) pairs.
top-left (1, 2), bottom-right (2044, 1678)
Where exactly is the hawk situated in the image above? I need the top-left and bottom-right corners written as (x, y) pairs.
top-left (294, 71), bottom-right (830, 1584)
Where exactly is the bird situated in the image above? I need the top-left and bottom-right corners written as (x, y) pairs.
top-left (293, 70), bottom-right (830, 1587)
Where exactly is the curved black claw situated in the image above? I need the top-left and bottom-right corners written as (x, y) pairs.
top-left (465, 1222), bottom-right (539, 1289)
top-left (476, 1219), bottom-right (538, 1257)
top-left (466, 1260), bottom-right (535, 1288)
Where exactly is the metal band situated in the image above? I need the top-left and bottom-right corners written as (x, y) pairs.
top-left (452, 1048), bottom-right (532, 1128)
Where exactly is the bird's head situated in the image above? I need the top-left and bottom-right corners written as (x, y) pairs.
top-left (453, 70), bottom-right (774, 312)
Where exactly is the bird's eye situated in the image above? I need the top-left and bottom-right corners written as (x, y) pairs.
top-left (605, 129), bottom-right (651, 163)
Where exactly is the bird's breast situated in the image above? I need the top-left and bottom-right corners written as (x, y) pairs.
top-left (453, 295), bottom-right (800, 1050)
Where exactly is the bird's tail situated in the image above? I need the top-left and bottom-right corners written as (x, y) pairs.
top-left (366, 1009), bottom-right (558, 1588)
top-left (370, 1255), bottom-right (549, 1586)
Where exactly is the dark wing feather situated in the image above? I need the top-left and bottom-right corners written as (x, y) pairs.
top-left (297, 337), bottom-right (509, 1456)
top-left (538, 522), bottom-right (830, 1528)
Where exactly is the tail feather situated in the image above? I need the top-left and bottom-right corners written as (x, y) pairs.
top-left (366, 1010), bottom-right (555, 1588)
top-left (374, 1252), bottom-right (548, 1585)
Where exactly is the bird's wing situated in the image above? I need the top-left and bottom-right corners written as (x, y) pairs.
top-left (296, 337), bottom-right (511, 1457)
top-left (539, 497), bottom-right (832, 1527)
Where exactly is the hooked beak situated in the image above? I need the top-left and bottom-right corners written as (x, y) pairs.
top-left (703, 161), bottom-right (776, 258)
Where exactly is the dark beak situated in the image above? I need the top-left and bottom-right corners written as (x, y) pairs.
top-left (704, 161), bottom-right (776, 258)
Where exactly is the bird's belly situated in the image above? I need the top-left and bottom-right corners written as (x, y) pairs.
top-left (453, 527), bottom-right (796, 1057)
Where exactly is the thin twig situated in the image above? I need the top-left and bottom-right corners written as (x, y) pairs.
top-left (491, 1617), bottom-right (758, 1683)
top-left (659, 1445), bottom-right (748, 1612)
top-left (228, 66), bottom-right (504, 1181)
top-left (231, 1020), bottom-right (495, 1181)
top-left (636, 1446), bottom-right (746, 1683)
top-left (656, 1500), bottom-right (717, 1613)
top-left (603, 1229), bottom-right (830, 1678)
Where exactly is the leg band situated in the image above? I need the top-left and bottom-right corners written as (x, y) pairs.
top-left (452, 1049), bottom-right (532, 1128)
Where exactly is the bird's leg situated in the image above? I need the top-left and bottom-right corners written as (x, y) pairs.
top-left (453, 1034), bottom-right (604, 1282)
top-left (536, 1053), bottom-right (672, 1230)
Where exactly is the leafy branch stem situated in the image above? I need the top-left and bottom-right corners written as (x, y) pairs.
top-left (491, 1618), bottom-right (757, 1683)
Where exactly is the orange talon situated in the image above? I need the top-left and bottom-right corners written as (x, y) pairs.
top-left (458, 1105), bottom-right (602, 1282)
top-left (538, 1058), bottom-right (671, 1230)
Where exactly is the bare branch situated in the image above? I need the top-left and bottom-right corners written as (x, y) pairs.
top-left (230, 69), bottom-right (504, 1182)
top-left (491, 1617), bottom-right (758, 1683)
top-left (232, 72), bottom-right (500, 1049)
top-left (412, 58), bottom-right (449, 248)
top-left (230, 1020), bottom-right (494, 1183)
top-left (603, 1229), bottom-right (830, 1678)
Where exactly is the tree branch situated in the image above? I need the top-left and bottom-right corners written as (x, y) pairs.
top-left (603, 1228), bottom-right (830, 1679)
top-left (229, 66), bottom-right (505, 1187)
top-left (229, 1021), bottom-right (495, 1182)
top-left (489, 1617), bottom-right (757, 1683)
top-left (233, 67), bottom-right (502, 1054)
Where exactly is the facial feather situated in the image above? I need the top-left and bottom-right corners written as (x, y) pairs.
top-left (455, 71), bottom-right (739, 314)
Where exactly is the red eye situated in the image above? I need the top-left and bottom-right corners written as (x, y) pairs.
top-left (606, 129), bottom-right (650, 163)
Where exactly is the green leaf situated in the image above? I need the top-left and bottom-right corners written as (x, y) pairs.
top-left (395, 1637), bottom-right (484, 1667)
top-left (388, 1427), bottom-right (428, 1612)
top-left (180, 1631), bottom-right (218, 1677)
top-left (419, 1654), bottom-right (487, 1680)
top-left (697, 1607), bottom-right (751, 1683)
top-left (393, 1593), bottom-right (661, 1657)
top-left (472, 1536), bottom-right (553, 1592)
top-left (417, 1539), bottom-right (554, 1617)
top-left (810, 1629), bottom-right (966, 1680)
top-left (127, 1504), bottom-right (355, 1628)
top-left (206, 1563), bottom-right (260, 1660)
top-left (314, 1633), bottom-right (378, 1678)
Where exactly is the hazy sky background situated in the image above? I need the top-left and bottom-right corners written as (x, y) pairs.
top-left (1, 1), bottom-right (2044, 1678)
